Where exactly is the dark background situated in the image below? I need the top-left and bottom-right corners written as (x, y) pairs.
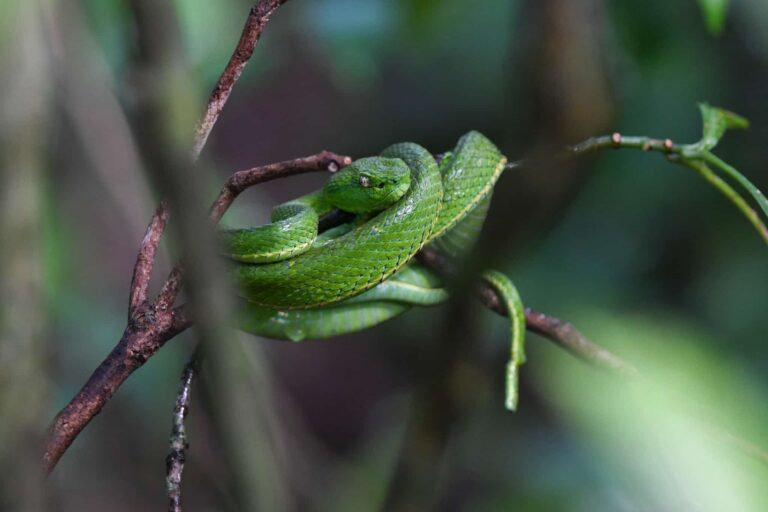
top-left (2, 0), bottom-right (767, 510)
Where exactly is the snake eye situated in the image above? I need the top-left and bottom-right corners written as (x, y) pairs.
top-left (359, 175), bottom-right (371, 188)
top-left (377, 183), bottom-right (385, 189)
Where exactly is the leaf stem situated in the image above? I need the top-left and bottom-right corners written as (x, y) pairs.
top-left (681, 160), bottom-right (768, 246)
top-left (699, 151), bottom-right (768, 219)
top-left (569, 130), bottom-right (768, 248)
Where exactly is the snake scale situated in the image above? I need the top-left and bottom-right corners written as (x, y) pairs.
top-left (223, 131), bottom-right (526, 410)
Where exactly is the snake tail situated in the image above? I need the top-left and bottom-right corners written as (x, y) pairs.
top-left (481, 270), bottom-right (526, 411)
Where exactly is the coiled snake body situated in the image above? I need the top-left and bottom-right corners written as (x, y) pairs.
top-left (224, 131), bottom-right (526, 409)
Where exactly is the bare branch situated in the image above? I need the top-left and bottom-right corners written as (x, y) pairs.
top-left (191, 0), bottom-right (290, 160)
top-left (569, 133), bottom-right (680, 156)
top-left (522, 309), bottom-right (638, 375)
top-left (42, 311), bottom-right (189, 474)
top-left (129, 199), bottom-right (170, 317)
top-left (166, 349), bottom-right (203, 512)
top-left (210, 151), bottom-right (352, 222)
top-left (155, 266), bottom-right (185, 314)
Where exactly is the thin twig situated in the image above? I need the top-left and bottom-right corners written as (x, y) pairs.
top-left (129, 199), bottom-right (170, 317)
top-left (191, 0), bottom-right (289, 160)
top-left (522, 309), bottom-right (637, 375)
top-left (166, 348), bottom-right (203, 512)
top-left (569, 133), bottom-right (681, 156)
top-left (211, 151), bottom-right (350, 222)
top-left (568, 133), bottom-right (768, 246)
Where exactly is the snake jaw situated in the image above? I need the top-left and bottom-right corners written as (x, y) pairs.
top-left (324, 157), bottom-right (412, 214)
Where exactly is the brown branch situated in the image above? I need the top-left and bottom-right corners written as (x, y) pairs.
top-left (522, 309), bottom-right (637, 375)
top-left (129, 199), bottom-right (170, 317)
top-left (166, 348), bottom-right (203, 512)
top-left (212, 152), bottom-right (350, 222)
top-left (43, 308), bottom-right (189, 473)
top-left (417, 246), bottom-right (638, 375)
top-left (191, 0), bottom-right (289, 160)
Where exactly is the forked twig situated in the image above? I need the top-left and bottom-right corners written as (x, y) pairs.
top-left (42, 151), bottom-right (347, 474)
top-left (129, 200), bottom-right (170, 317)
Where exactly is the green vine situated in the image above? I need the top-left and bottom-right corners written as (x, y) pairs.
top-left (571, 104), bottom-right (768, 246)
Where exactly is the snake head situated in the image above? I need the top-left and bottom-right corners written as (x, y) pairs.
top-left (323, 156), bottom-right (411, 214)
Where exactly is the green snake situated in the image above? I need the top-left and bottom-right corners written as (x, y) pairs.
top-left (223, 131), bottom-right (526, 410)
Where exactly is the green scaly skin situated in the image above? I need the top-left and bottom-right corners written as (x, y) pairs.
top-left (230, 131), bottom-right (525, 409)
top-left (231, 142), bottom-right (444, 309)
top-left (231, 131), bottom-right (506, 309)
top-left (237, 262), bottom-right (447, 341)
top-left (222, 156), bottom-right (412, 264)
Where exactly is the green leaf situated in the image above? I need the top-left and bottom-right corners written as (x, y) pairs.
top-left (683, 104), bottom-right (768, 246)
top-left (697, 103), bottom-right (748, 152)
top-left (697, 0), bottom-right (731, 35)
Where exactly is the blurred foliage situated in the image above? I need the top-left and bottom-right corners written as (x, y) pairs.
top-left (2, 0), bottom-right (766, 510)
top-left (698, 0), bottom-right (731, 35)
top-left (538, 310), bottom-right (768, 511)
